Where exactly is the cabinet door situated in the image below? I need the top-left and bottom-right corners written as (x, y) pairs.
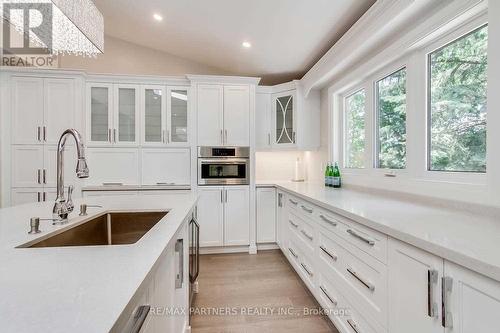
top-left (141, 148), bottom-right (190, 185)
top-left (115, 85), bottom-right (140, 145)
top-left (223, 85), bottom-right (250, 146)
top-left (198, 187), bottom-right (224, 247)
top-left (276, 191), bottom-right (286, 248)
top-left (12, 146), bottom-right (44, 188)
top-left (224, 186), bottom-right (249, 246)
top-left (43, 145), bottom-right (77, 187)
top-left (197, 84), bottom-right (223, 146)
top-left (87, 83), bottom-right (113, 145)
top-left (272, 91), bottom-right (296, 147)
top-left (256, 187), bottom-right (276, 243)
top-left (167, 87), bottom-right (189, 145)
top-left (85, 148), bottom-right (140, 185)
top-left (388, 238), bottom-right (443, 333)
top-left (11, 188), bottom-right (43, 206)
top-left (44, 78), bottom-right (77, 144)
top-left (256, 92), bottom-right (272, 149)
top-left (142, 86), bottom-right (166, 146)
top-left (11, 77), bottom-right (44, 144)
top-left (444, 261), bottom-right (500, 333)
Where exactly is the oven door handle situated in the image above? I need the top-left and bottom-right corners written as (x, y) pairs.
top-left (199, 158), bottom-right (249, 164)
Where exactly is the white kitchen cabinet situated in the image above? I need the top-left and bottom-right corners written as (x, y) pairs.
top-left (224, 186), bottom-right (250, 246)
top-left (256, 187), bottom-right (276, 243)
top-left (198, 186), bottom-right (250, 248)
top-left (444, 261), bottom-right (500, 333)
top-left (141, 148), bottom-right (190, 186)
top-left (87, 83), bottom-right (140, 146)
top-left (256, 91), bottom-right (272, 149)
top-left (11, 76), bottom-right (80, 145)
top-left (168, 87), bottom-right (189, 145)
top-left (86, 148), bottom-right (140, 185)
top-left (388, 238), bottom-right (443, 333)
top-left (197, 187), bottom-right (224, 247)
top-left (11, 146), bottom-right (44, 188)
top-left (272, 90), bottom-right (296, 147)
top-left (44, 145), bottom-right (77, 187)
top-left (223, 85), bottom-right (250, 146)
top-left (197, 84), bottom-right (223, 146)
top-left (11, 188), bottom-right (43, 206)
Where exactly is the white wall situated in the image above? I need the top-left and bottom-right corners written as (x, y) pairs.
top-left (256, 151), bottom-right (305, 182)
top-left (58, 35), bottom-right (233, 76)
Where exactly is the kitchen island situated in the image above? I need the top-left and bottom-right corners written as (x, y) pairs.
top-left (0, 193), bottom-right (197, 333)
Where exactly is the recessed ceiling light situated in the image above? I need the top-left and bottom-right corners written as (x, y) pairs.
top-left (153, 13), bottom-right (163, 21)
top-left (242, 41), bottom-right (252, 48)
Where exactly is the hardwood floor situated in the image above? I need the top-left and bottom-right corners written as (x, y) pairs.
top-left (191, 250), bottom-right (339, 333)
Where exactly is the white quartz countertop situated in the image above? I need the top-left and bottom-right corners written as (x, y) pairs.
top-left (0, 193), bottom-right (197, 333)
top-left (257, 181), bottom-right (500, 282)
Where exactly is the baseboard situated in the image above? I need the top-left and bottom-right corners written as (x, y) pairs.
top-left (257, 243), bottom-right (280, 251)
top-left (200, 245), bottom-right (250, 255)
top-left (184, 324), bottom-right (191, 333)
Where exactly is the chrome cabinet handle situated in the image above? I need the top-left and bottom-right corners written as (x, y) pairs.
top-left (278, 193), bottom-right (282, 207)
top-left (124, 305), bottom-right (151, 333)
top-left (320, 245), bottom-right (338, 261)
top-left (289, 199), bottom-right (298, 205)
top-left (442, 276), bottom-right (453, 328)
top-left (347, 267), bottom-right (375, 291)
top-left (301, 205), bottom-right (313, 213)
top-left (175, 239), bottom-right (184, 289)
top-left (37, 126), bottom-right (41, 141)
top-left (268, 133), bottom-right (271, 145)
top-left (113, 129), bottom-right (117, 143)
top-left (319, 286), bottom-right (337, 306)
top-left (224, 189), bottom-right (228, 203)
top-left (43, 169), bottom-right (46, 184)
top-left (301, 229), bottom-right (313, 241)
top-left (220, 130), bottom-right (223, 144)
top-left (300, 263), bottom-right (313, 277)
top-left (108, 128), bottom-right (111, 142)
top-left (224, 129), bottom-right (227, 144)
top-left (37, 169), bottom-right (41, 184)
top-left (43, 126), bottom-right (46, 141)
top-left (346, 229), bottom-right (375, 246)
top-left (319, 214), bottom-right (337, 226)
top-left (288, 247), bottom-right (298, 258)
top-left (162, 130), bottom-right (165, 143)
top-left (166, 129), bottom-right (170, 144)
top-left (37, 192), bottom-right (41, 202)
top-left (347, 319), bottom-right (361, 333)
top-left (428, 269), bottom-right (438, 318)
top-left (43, 192), bottom-right (46, 202)
top-left (289, 220), bottom-right (298, 228)
top-left (220, 189), bottom-right (223, 203)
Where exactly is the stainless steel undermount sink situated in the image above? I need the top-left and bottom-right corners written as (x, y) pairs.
top-left (25, 211), bottom-right (168, 248)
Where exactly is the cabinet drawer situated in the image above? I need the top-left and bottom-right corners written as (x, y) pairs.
top-left (286, 195), bottom-right (301, 211)
top-left (318, 226), bottom-right (387, 329)
top-left (288, 211), bottom-right (315, 256)
top-left (315, 206), bottom-right (388, 264)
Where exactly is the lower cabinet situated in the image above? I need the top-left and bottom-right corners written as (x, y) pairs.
top-left (198, 186), bottom-right (249, 247)
top-left (256, 187), bottom-right (276, 243)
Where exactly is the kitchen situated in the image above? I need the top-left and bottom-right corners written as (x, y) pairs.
top-left (1, 0), bottom-right (499, 332)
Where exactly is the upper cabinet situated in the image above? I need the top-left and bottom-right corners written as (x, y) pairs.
top-left (256, 81), bottom-right (320, 150)
top-left (11, 76), bottom-right (80, 145)
top-left (193, 76), bottom-right (258, 147)
top-left (86, 83), bottom-right (140, 146)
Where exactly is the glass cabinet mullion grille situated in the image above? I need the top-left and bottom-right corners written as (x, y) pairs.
top-left (276, 95), bottom-right (293, 144)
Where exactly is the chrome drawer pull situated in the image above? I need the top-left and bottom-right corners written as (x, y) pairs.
top-left (346, 229), bottom-right (375, 246)
top-left (442, 276), bottom-right (453, 328)
top-left (300, 263), bottom-right (313, 277)
top-left (347, 319), bottom-right (361, 333)
top-left (347, 267), bottom-right (375, 291)
top-left (320, 245), bottom-right (338, 261)
top-left (289, 198), bottom-right (298, 205)
top-left (288, 247), bottom-right (298, 258)
top-left (319, 286), bottom-right (338, 306)
top-left (319, 214), bottom-right (337, 226)
top-left (301, 229), bottom-right (313, 241)
top-left (301, 205), bottom-right (313, 213)
top-left (289, 220), bottom-right (299, 228)
top-left (124, 305), bottom-right (151, 333)
top-left (428, 269), bottom-right (438, 318)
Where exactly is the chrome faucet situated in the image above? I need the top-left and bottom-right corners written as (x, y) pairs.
top-left (53, 129), bottom-right (89, 224)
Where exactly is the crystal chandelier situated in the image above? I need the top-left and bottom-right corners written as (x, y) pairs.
top-left (1, 0), bottom-right (104, 57)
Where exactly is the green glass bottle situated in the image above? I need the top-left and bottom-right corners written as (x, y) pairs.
top-left (324, 163), bottom-right (329, 187)
top-left (327, 163), bottom-right (334, 187)
top-left (333, 162), bottom-right (341, 188)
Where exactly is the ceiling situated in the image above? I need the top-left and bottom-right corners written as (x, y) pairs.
top-left (93, 0), bottom-right (376, 85)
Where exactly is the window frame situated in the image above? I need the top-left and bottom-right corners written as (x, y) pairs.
top-left (374, 66), bottom-right (408, 170)
top-left (425, 23), bottom-right (488, 174)
top-left (343, 87), bottom-right (367, 169)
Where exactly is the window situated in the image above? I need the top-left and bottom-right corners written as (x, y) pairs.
top-left (428, 25), bottom-right (488, 173)
top-left (344, 90), bottom-right (366, 168)
top-left (376, 68), bottom-right (407, 169)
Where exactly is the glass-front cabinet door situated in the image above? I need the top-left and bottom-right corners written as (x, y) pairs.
top-left (88, 83), bottom-right (113, 145)
top-left (272, 91), bottom-right (296, 146)
top-left (115, 85), bottom-right (139, 145)
top-left (142, 86), bottom-right (166, 145)
top-left (167, 87), bottom-right (189, 145)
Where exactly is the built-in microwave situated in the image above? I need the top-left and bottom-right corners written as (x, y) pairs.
top-left (197, 146), bottom-right (250, 185)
